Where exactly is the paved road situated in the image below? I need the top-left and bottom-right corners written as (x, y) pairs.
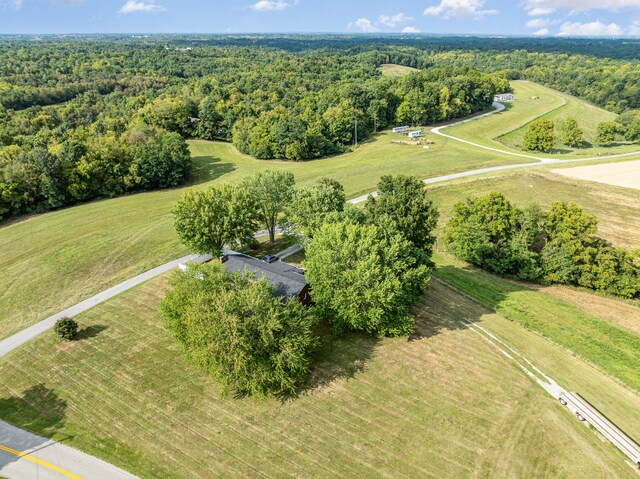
top-left (0, 421), bottom-right (137, 479)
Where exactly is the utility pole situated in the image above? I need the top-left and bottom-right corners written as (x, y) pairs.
top-left (354, 117), bottom-right (358, 147)
top-left (372, 112), bottom-right (378, 133)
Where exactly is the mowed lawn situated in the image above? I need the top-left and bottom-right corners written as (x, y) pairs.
top-left (446, 80), bottom-right (640, 159)
top-left (427, 170), bottom-right (640, 249)
top-left (0, 131), bottom-right (524, 340)
top-left (0, 277), bottom-right (636, 479)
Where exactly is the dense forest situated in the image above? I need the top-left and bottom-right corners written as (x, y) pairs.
top-left (1, 34), bottom-right (639, 220)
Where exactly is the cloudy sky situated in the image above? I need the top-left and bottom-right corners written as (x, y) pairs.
top-left (2, 0), bottom-right (640, 36)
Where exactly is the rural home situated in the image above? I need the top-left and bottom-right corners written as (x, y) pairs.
top-left (494, 93), bottom-right (515, 102)
top-left (179, 252), bottom-right (311, 305)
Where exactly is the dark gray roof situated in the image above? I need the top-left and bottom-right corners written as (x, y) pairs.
top-left (223, 253), bottom-right (308, 299)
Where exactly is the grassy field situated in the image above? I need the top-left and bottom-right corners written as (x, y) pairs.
top-left (427, 170), bottom-right (640, 249)
top-left (0, 275), bottom-right (637, 478)
top-left (0, 129), bottom-right (525, 340)
top-left (445, 81), bottom-right (640, 158)
top-left (377, 63), bottom-right (419, 77)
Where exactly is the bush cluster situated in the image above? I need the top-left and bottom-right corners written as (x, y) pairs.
top-left (445, 192), bottom-right (640, 298)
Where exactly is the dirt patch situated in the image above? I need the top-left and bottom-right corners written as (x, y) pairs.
top-left (553, 160), bottom-right (640, 191)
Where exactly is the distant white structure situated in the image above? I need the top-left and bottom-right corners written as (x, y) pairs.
top-left (494, 93), bottom-right (515, 102)
top-left (406, 130), bottom-right (422, 138)
top-left (392, 126), bottom-right (410, 133)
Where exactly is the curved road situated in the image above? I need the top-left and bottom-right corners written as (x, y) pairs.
top-left (2, 99), bottom-right (640, 478)
top-left (431, 102), bottom-right (640, 165)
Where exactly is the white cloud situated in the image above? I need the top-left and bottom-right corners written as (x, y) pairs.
top-left (527, 7), bottom-right (555, 16)
top-left (378, 12), bottom-right (414, 27)
top-left (533, 28), bottom-right (550, 35)
top-left (118, 0), bottom-right (165, 13)
top-left (526, 18), bottom-right (550, 28)
top-left (1, 0), bottom-right (23, 9)
top-left (352, 17), bottom-right (380, 32)
top-left (525, 0), bottom-right (640, 14)
top-left (628, 19), bottom-right (640, 34)
top-left (250, 0), bottom-right (297, 11)
top-left (402, 26), bottom-right (421, 33)
top-left (558, 20), bottom-right (623, 35)
top-left (424, 0), bottom-right (497, 19)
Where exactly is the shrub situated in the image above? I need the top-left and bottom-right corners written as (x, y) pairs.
top-left (54, 317), bottom-right (78, 341)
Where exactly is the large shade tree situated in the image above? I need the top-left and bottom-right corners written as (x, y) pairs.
top-left (286, 178), bottom-right (346, 239)
top-left (305, 219), bottom-right (430, 337)
top-left (242, 169), bottom-right (295, 243)
top-left (366, 174), bottom-right (439, 260)
top-left (173, 183), bottom-right (258, 257)
top-left (161, 263), bottom-right (318, 397)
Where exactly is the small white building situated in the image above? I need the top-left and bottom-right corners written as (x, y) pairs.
top-left (392, 126), bottom-right (410, 133)
top-left (494, 93), bottom-right (515, 102)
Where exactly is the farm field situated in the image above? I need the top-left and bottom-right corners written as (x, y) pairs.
top-left (0, 129), bottom-right (525, 340)
top-left (552, 159), bottom-right (640, 191)
top-left (0, 276), bottom-right (637, 479)
top-left (377, 63), bottom-right (420, 76)
top-left (445, 81), bottom-right (640, 158)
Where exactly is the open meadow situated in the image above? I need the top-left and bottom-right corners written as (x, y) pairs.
top-left (445, 81), bottom-right (640, 158)
top-left (0, 275), bottom-right (637, 479)
top-left (377, 63), bottom-right (420, 77)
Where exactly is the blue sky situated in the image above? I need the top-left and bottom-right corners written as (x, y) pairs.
top-left (2, 0), bottom-right (640, 36)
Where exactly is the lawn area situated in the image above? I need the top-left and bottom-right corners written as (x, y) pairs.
top-left (445, 80), bottom-right (640, 159)
top-left (427, 170), bottom-right (640, 249)
top-left (0, 129), bottom-right (524, 340)
top-left (0, 276), bottom-right (636, 478)
top-left (377, 63), bottom-right (419, 77)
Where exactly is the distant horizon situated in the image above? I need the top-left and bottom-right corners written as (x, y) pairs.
top-left (2, 1), bottom-right (640, 37)
top-left (1, 32), bottom-right (639, 40)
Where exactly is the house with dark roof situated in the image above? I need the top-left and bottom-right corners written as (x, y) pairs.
top-left (222, 252), bottom-right (311, 305)
top-left (178, 251), bottom-right (311, 305)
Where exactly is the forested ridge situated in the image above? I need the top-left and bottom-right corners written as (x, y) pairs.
top-left (1, 34), bottom-right (639, 220)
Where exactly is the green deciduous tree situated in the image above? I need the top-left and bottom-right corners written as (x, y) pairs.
top-left (173, 184), bottom-right (258, 256)
top-left (557, 117), bottom-right (584, 148)
top-left (242, 169), bottom-right (295, 243)
top-left (305, 220), bottom-right (430, 337)
top-left (160, 262), bottom-right (318, 397)
top-left (286, 178), bottom-right (345, 239)
top-left (595, 121), bottom-right (622, 146)
top-left (524, 119), bottom-right (556, 153)
top-left (366, 174), bottom-right (439, 259)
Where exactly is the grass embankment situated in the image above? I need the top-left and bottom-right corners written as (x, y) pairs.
top-left (434, 253), bottom-right (640, 393)
top-left (0, 131), bottom-right (524, 339)
top-left (0, 276), bottom-right (635, 478)
top-left (446, 80), bottom-right (640, 159)
top-left (377, 63), bottom-right (419, 77)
